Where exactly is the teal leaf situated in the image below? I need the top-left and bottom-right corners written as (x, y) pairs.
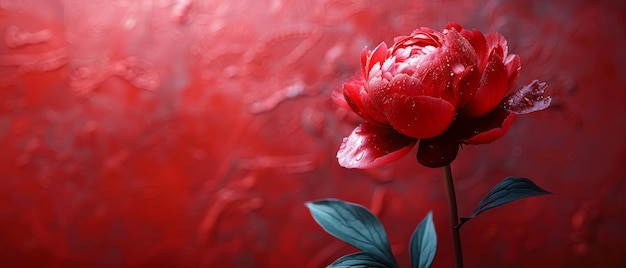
top-left (329, 252), bottom-right (391, 268)
top-left (409, 211), bottom-right (437, 268)
top-left (306, 199), bottom-right (397, 267)
top-left (459, 177), bottom-right (551, 227)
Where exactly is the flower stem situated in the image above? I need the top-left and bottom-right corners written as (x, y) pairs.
top-left (443, 164), bottom-right (463, 268)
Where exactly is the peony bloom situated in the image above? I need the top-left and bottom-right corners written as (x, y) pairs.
top-left (335, 23), bottom-right (551, 168)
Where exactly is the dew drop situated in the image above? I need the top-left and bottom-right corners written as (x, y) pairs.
top-left (355, 151), bottom-right (364, 161)
top-left (452, 63), bottom-right (465, 74)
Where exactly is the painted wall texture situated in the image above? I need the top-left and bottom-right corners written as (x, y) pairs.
top-left (0, 0), bottom-right (625, 267)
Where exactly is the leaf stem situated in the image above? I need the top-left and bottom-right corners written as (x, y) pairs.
top-left (443, 164), bottom-right (463, 268)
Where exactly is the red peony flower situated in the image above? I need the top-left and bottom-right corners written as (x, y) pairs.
top-left (335, 22), bottom-right (551, 168)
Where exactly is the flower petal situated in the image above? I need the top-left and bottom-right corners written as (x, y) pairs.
top-left (360, 47), bottom-right (368, 76)
top-left (462, 51), bottom-right (508, 118)
top-left (501, 80), bottom-right (551, 114)
top-left (337, 123), bottom-right (417, 169)
top-left (485, 32), bottom-right (508, 59)
top-left (365, 42), bottom-right (388, 78)
top-left (385, 94), bottom-right (456, 139)
top-left (373, 74), bottom-right (456, 138)
top-left (332, 86), bottom-right (351, 110)
top-left (385, 73), bottom-right (425, 96)
top-left (505, 54), bottom-right (521, 91)
top-left (447, 108), bottom-right (515, 144)
top-left (453, 64), bottom-right (480, 109)
top-left (415, 29), bottom-right (477, 106)
top-left (343, 76), bottom-right (388, 125)
top-left (445, 22), bottom-right (464, 32)
top-left (416, 138), bottom-right (460, 168)
top-left (460, 28), bottom-right (488, 69)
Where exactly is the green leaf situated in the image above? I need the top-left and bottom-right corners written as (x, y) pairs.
top-left (409, 211), bottom-right (437, 268)
top-left (459, 177), bottom-right (551, 227)
top-left (329, 252), bottom-right (391, 268)
top-left (306, 199), bottom-right (398, 267)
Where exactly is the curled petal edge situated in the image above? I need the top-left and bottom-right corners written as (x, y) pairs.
top-left (365, 42), bottom-right (388, 78)
top-left (505, 54), bottom-right (521, 91)
top-left (332, 86), bottom-right (351, 110)
top-left (462, 50), bottom-right (508, 118)
top-left (343, 79), bottom-right (388, 125)
top-left (337, 123), bottom-right (417, 169)
top-left (445, 108), bottom-right (516, 145)
top-left (501, 80), bottom-right (551, 115)
top-left (465, 111), bottom-right (515, 144)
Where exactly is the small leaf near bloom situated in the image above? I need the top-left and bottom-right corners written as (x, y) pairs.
top-left (334, 22), bottom-right (551, 168)
top-left (458, 177), bottom-right (551, 227)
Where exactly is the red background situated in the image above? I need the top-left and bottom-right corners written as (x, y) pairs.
top-left (1, 0), bottom-right (625, 267)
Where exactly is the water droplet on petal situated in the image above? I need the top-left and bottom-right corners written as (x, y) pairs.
top-left (452, 63), bottom-right (465, 74)
top-left (355, 151), bottom-right (364, 161)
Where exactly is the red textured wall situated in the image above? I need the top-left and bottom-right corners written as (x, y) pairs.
top-left (1, 0), bottom-right (625, 267)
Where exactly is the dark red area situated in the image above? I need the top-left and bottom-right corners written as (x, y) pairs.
top-left (1, 0), bottom-right (625, 267)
